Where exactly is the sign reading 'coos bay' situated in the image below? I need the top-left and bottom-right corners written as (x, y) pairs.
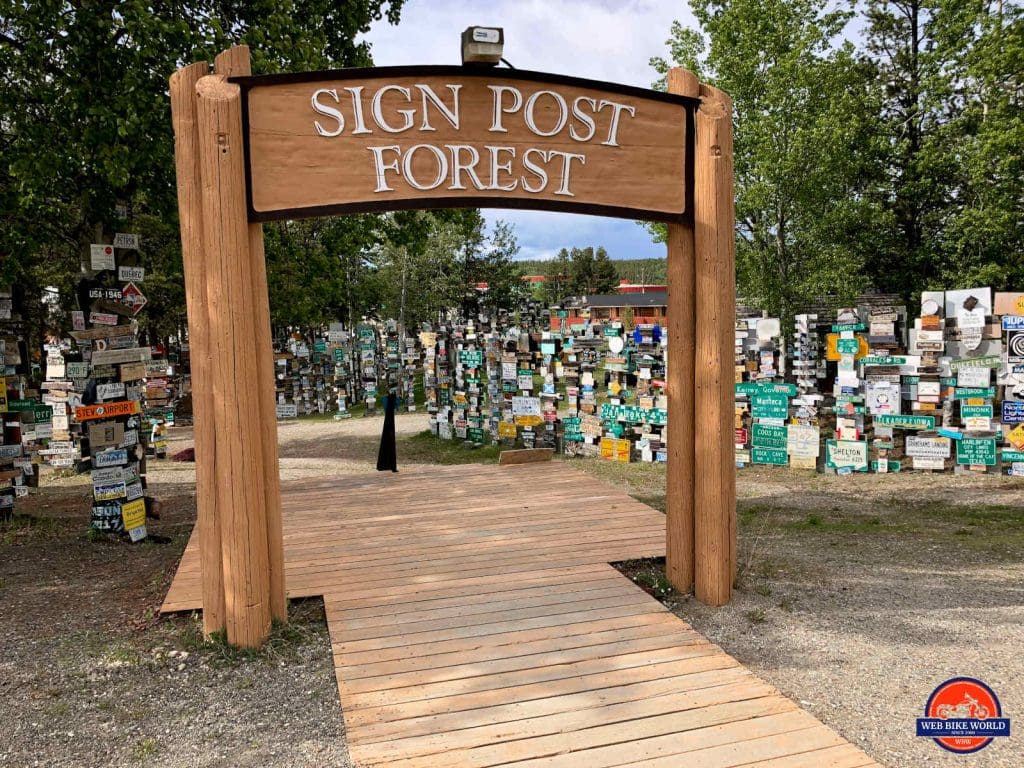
top-left (234, 67), bottom-right (694, 222)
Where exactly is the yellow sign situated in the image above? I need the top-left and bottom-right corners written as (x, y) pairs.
top-left (497, 422), bottom-right (517, 438)
top-left (825, 334), bottom-right (868, 362)
top-left (600, 437), bottom-right (631, 462)
top-left (0, 377), bottom-right (6, 412)
top-left (1009, 424), bottom-right (1024, 451)
top-left (515, 415), bottom-right (543, 427)
top-left (609, 380), bottom-right (622, 395)
top-left (121, 498), bottom-right (146, 530)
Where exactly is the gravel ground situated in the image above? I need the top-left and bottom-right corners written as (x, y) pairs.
top-left (2, 417), bottom-right (1022, 767)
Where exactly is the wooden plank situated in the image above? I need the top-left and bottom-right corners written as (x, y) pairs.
top-left (349, 667), bottom-right (758, 745)
top-left (195, 72), bottom-right (271, 647)
top-left (169, 59), bottom-right (224, 637)
top-left (498, 448), bottom-right (554, 465)
top-left (666, 67), bottom-right (699, 595)
top-left (160, 466), bottom-right (879, 767)
top-left (355, 680), bottom-right (780, 764)
top-left (372, 697), bottom-right (796, 768)
top-left (213, 45), bottom-right (287, 625)
top-left (693, 82), bottom-right (737, 606)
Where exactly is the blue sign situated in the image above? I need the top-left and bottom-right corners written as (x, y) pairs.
top-left (1001, 315), bottom-right (1024, 331)
top-left (1002, 400), bottom-right (1024, 424)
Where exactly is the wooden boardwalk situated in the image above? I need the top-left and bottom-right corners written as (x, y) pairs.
top-left (163, 463), bottom-right (880, 767)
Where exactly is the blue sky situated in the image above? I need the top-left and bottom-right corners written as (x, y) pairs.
top-left (363, 1), bottom-right (696, 260)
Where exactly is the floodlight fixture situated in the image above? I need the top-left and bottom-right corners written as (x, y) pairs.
top-left (461, 26), bottom-right (504, 67)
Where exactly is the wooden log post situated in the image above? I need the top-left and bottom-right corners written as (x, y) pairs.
top-left (212, 46), bottom-right (287, 624)
top-left (195, 72), bottom-right (274, 646)
top-left (693, 83), bottom-right (737, 605)
top-left (169, 61), bottom-right (225, 637)
top-left (665, 68), bottom-right (699, 594)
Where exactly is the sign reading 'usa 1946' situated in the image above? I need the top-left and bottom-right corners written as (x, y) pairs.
top-left (234, 67), bottom-right (693, 222)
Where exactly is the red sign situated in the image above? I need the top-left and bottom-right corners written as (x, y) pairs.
top-left (75, 400), bottom-right (139, 421)
top-left (735, 428), bottom-right (748, 445)
top-left (121, 282), bottom-right (147, 315)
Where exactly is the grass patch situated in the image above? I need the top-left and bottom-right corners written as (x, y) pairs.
top-left (0, 514), bottom-right (66, 545)
top-left (171, 598), bottom-right (329, 667)
top-left (400, 430), bottom-right (502, 465)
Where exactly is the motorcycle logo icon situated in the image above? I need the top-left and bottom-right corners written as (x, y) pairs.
top-left (917, 677), bottom-right (1011, 754)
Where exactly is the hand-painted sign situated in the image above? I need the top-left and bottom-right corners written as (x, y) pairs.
top-left (75, 400), bottom-right (139, 421)
top-left (276, 403), bottom-right (298, 419)
top-left (600, 437), bottom-right (631, 462)
top-left (511, 396), bottom-right (541, 417)
top-left (497, 421), bottom-right (517, 438)
top-left (825, 439), bottom-right (868, 471)
top-left (875, 414), bottom-right (936, 430)
top-left (237, 68), bottom-right (692, 222)
top-left (786, 424), bottom-right (820, 459)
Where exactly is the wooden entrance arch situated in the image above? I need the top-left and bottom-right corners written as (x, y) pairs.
top-left (170, 47), bottom-right (735, 647)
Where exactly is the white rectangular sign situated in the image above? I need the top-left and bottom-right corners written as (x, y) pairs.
top-left (510, 396), bottom-right (542, 417)
top-left (905, 436), bottom-right (952, 459)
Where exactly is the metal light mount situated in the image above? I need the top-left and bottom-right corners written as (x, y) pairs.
top-left (461, 26), bottom-right (504, 66)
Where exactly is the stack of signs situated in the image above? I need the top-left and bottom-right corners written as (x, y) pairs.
top-left (328, 324), bottom-right (354, 419)
top-left (996, 293), bottom-right (1024, 475)
top-left (826, 308), bottom-right (868, 473)
top-left (356, 324), bottom-right (380, 415)
top-left (1, 374), bottom-right (23, 518)
top-left (383, 320), bottom-right (401, 405)
top-left (453, 323), bottom-right (487, 444)
top-left (485, 327), bottom-right (503, 440)
top-left (789, 313), bottom-right (824, 467)
top-left (72, 235), bottom-right (151, 540)
top-left (537, 332), bottom-right (560, 450)
top-left (401, 331), bottom-right (419, 412)
top-left (861, 304), bottom-right (908, 472)
top-left (494, 327), bottom-right (520, 445)
top-left (511, 326), bottom-right (539, 448)
top-left (420, 326), bottom-right (440, 424)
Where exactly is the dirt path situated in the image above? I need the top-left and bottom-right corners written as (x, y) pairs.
top-left (2, 417), bottom-right (1021, 767)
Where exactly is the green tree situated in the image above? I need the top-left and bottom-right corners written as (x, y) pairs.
top-left (650, 0), bottom-right (883, 318)
top-left (862, 0), bottom-right (1022, 292)
top-left (0, 1), bottom-right (404, 337)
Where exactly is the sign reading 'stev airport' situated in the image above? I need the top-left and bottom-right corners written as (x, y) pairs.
top-left (234, 67), bottom-right (693, 222)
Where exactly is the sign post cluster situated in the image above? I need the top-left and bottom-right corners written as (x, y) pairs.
top-left (171, 47), bottom-right (735, 645)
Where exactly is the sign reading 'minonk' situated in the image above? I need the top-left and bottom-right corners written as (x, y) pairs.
top-left (234, 67), bottom-right (693, 222)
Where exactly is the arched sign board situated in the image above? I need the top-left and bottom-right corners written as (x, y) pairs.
top-left (232, 67), bottom-right (696, 223)
top-left (170, 47), bottom-right (735, 648)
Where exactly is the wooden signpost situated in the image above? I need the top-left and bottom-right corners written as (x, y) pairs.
top-left (170, 47), bottom-right (735, 646)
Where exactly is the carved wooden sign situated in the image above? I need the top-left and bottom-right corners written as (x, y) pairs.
top-left (234, 67), bottom-right (693, 222)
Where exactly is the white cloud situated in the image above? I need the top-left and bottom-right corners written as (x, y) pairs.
top-left (362, 1), bottom-right (691, 261)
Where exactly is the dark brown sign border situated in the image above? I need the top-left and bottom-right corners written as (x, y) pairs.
top-left (231, 66), bottom-right (696, 224)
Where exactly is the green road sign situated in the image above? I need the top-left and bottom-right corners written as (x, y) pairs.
top-left (954, 387), bottom-right (995, 399)
top-left (751, 423), bottom-right (787, 449)
top-left (751, 392), bottom-right (789, 420)
top-left (836, 338), bottom-right (860, 355)
top-left (752, 447), bottom-right (788, 465)
top-left (957, 437), bottom-right (996, 466)
top-left (874, 414), bottom-right (935, 430)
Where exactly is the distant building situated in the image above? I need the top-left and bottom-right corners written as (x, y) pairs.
top-left (615, 279), bottom-right (667, 294)
top-left (552, 291), bottom-right (669, 330)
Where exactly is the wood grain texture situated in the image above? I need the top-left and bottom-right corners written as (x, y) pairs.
top-left (195, 73), bottom-right (271, 646)
top-left (693, 83), bottom-right (737, 606)
top-left (498, 448), bottom-right (554, 465)
top-left (169, 60), bottom-right (224, 636)
top-left (243, 72), bottom-right (688, 219)
top-left (214, 45), bottom-right (287, 624)
top-left (665, 68), bottom-right (699, 595)
top-left (162, 464), bottom-right (879, 767)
